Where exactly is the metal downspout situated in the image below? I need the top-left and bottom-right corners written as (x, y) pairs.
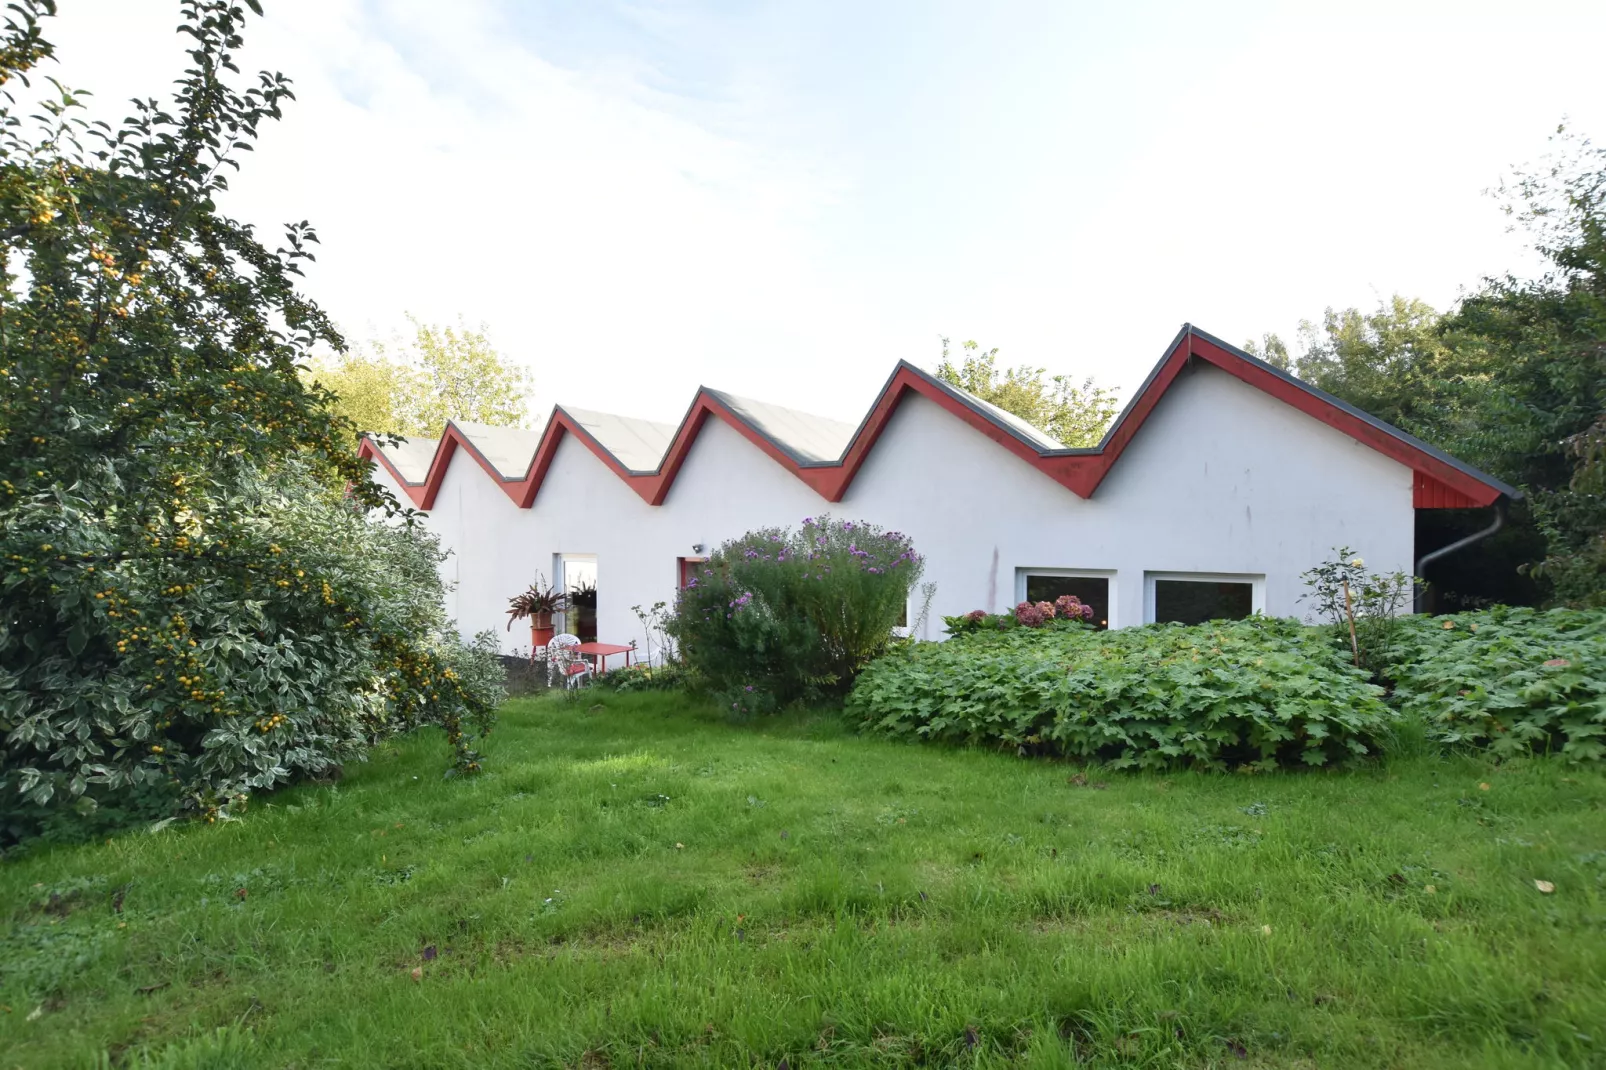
top-left (1412, 501), bottom-right (1507, 613)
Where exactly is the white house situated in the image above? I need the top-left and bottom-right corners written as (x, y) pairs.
top-left (360, 325), bottom-right (1517, 655)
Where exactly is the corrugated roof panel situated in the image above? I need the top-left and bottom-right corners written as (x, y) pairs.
top-left (705, 390), bottom-right (858, 464)
top-left (372, 436), bottom-right (440, 484)
top-left (561, 407), bottom-right (678, 473)
top-left (453, 422), bottom-right (545, 480)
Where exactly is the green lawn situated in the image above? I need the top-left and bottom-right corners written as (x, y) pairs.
top-left (2, 693), bottom-right (1604, 1069)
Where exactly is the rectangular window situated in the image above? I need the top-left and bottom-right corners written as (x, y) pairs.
top-left (1145, 572), bottom-right (1262, 625)
top-left (676, 557), bottom-right (708, 588)
top-left (1017, 570), bottom-right (1113, 629)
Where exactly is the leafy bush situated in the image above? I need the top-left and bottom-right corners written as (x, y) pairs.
top-left (666, 516), bottom-right (923, 704)
top-left (1386, 606), bottom-right (1606, 761)
top-left (595, 661), bottom-right (694, 694)
top-left (1300, 547), bottom-right (1416, 677)
top-left (0, 463), bottom-right (504, 845)
top-left (717, 683), bottom-right (780, 721)
top-left (849, 617), bottom-right (1393, 770)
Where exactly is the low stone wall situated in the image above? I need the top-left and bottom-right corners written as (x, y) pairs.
top-left (498, 654), bottom-right (551, 696)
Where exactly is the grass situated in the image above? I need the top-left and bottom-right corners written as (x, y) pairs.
top-left (2, 692), bottom-right (1604, 1069)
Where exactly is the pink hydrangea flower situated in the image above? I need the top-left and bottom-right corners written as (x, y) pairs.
top-left (1053, 594), bottom-right (1094, 621)
top-left (1014, 601), bottom-right (1045, 627)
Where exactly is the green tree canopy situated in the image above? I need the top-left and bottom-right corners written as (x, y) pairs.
top-left (1291, 295), bottom-right (1493, 452)
top-left (1242, 333), bottom-right (1292, 372)
top-left (305, 315), bottom-right (531, 438)
top-left (935, 338), bottom-right (1119, 447)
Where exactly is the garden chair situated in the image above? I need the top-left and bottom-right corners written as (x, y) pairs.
top-left (547, 633), bottom-right (592, 689)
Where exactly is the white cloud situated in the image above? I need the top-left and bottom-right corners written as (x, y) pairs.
top-left (30, 0), bottom-right (1606, 425)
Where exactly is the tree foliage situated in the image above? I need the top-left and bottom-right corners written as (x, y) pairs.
top-left (935, 337), bottom-right (1119, 447)
top-left (1241, 332), bottom-right (1291, 371)
top-left (305, 315), bottom-right (531, 437)
top-left (0, 0), bottom-right (502, 842)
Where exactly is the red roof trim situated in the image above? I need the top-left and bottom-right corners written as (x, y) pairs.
top-left (360, 326), bottom-right (1513, 512)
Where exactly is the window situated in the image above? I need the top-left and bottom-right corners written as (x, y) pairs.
top-left (1145, 572), bottom-right (1262, 625)
top-left (1017, 569), bottom-right (1113, 629)
top-left (676, 557), bottom-right (708, 588)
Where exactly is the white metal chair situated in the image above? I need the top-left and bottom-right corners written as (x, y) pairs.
top-left (547, 633), bottom-right (592, 689)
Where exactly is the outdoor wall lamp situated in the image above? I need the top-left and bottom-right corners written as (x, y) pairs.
top-left (691, 543), bottom-right (706, 554)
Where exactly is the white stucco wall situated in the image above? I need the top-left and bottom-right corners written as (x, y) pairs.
top-left (370, 361), bottom-right (1415, 655)
top-left (840, 362), bottom-right (1413, 635)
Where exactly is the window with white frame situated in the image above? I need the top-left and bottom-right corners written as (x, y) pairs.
top-left (1144, 571), bottom-right (1263, 625)
top-left (1015, 568), bottom-right (1114, 629)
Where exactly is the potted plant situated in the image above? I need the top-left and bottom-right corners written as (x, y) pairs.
top-left (568, 580), bottom-right (598, 642)
top-left (507, 573), bottom-right (568, 649)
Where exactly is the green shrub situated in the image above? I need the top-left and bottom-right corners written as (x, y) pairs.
top-left (0, 463), bottom-right (504, 846)
top-left (1386, 606), bottom-right (1606, 760)
top-left (595, 661), bottom-right (694, 694)
top-left (1300, 546), bottom-right (1416, 677)
top-left (849, 617), bottom-right (1392, 770)
top-left (666, 516), bottom-right (923, 704)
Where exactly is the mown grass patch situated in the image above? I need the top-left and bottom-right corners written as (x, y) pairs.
top-left (2, 691), bottom-right (1603, 1068)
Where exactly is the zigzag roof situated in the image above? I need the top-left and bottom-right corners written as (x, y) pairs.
top-left (359, 325), bottom-right (1519, 512)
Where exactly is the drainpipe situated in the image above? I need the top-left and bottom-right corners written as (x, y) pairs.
top-left (1412, 501), bottom-right (1506, 613)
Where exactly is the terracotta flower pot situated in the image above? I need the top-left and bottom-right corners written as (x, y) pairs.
top-left (530, 613), bottom-right (555, 649)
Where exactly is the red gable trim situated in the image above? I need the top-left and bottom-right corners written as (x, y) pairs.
top-left (360, 326), bottom-right (1511, 512)
top-left (1413, 472), bottom-right (1486, 510)
top-left (1133, 331), bottom-right (1507, 508)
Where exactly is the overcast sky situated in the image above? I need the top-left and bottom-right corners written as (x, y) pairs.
top-left (36, 0), bottom-right (1606, 423)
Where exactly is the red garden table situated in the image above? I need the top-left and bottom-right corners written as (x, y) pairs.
top-left (573, 642), bottom-right (633, 674)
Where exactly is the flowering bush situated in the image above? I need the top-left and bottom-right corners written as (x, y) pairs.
top-left (666, 516), bottom-right (924, 704)
top-left (1015, 602), bottom-right (1046, 627)
top-left (944, 595), bottom-right (1093, 636)
top-left (850, 617), bottom-right (1392, 770)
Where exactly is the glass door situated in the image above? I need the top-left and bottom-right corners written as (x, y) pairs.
top-left (557, 554), bottom-right (598, 642)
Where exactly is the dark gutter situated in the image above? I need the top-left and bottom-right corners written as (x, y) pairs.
top-left (1413, 502), bottom-right (1507, 612)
